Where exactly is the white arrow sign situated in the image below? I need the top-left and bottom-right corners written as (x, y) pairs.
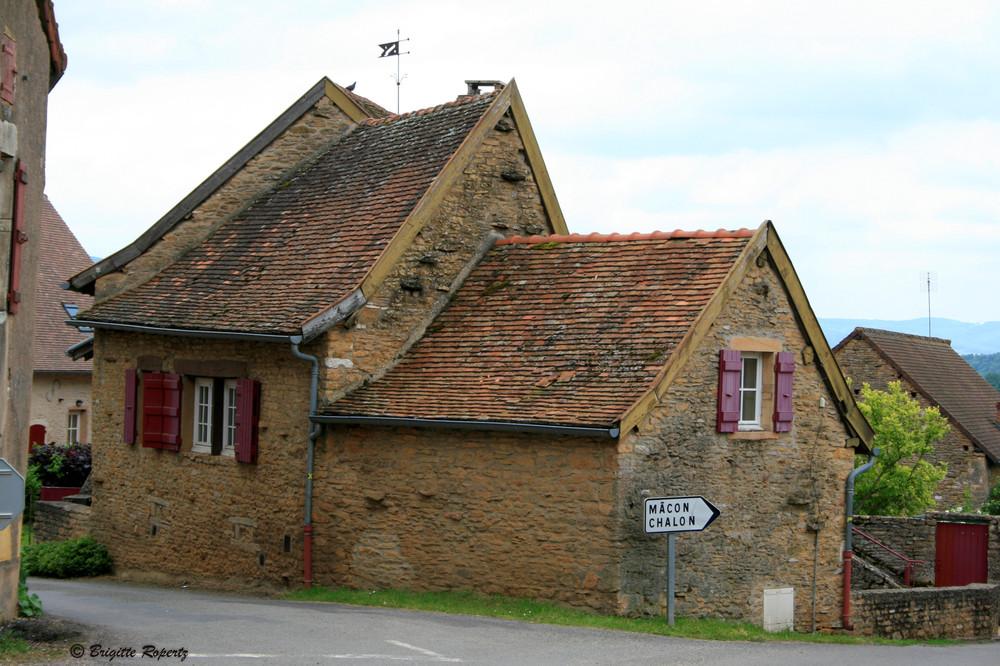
top-left (643, 495), bottom-right (720, 534)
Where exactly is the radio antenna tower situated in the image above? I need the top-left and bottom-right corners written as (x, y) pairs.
top-left (920, 271), bottom-right (937, 336)
top-left (378, 30), bottom-right (410, 114)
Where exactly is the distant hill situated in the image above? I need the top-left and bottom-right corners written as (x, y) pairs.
top-left (818, 318), bottom-right (1000, 355)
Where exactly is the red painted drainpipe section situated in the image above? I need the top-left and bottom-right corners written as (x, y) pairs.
top-left (303, 525), bottom-right (313, 588)
top-left (842, 550), bottom-right (853, 630)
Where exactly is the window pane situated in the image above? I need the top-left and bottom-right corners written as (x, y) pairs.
top-left (742, 356), bottom-right (759, 389)
top-left (195, 381), bottom-right (213, 446)
top-left (224, 381), bottom-right (237, 450)
top-left (741, 390), bottom-right (757, 422)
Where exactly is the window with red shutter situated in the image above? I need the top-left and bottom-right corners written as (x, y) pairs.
top-left (773, 352), bottom-right (795, 432)
top-left (7, 161), bottom-right (27, 314)
top-left (234, 378), bottom-right (261, 463)
top-left (124, 370), bottom-right (139, 444)
top-left (142, 372), bottom-right (182, 450)
top-left (717, 350), bottom-right (742, 433)
top-left (1, 34), bottom-right (15, 105)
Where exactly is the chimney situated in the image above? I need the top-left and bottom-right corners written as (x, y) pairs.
top-left (462, 80), bottom-right (505, 98)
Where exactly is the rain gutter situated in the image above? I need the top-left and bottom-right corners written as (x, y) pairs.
top-left (290, 336), bottom-right (321, 589)
top-left (312, 415), bottom-right (621, 439)
top-left (68, 319), bottom-right (295, 344)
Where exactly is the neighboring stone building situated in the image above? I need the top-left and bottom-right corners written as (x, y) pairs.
top-left (834, 328), bottom-right (1000, 507)
top-left (68, 79), bottom-right (873, 631)
top-left (0, 0), bottom-right (66, 621)
top-left (30, 196), bottom-right (93, 447)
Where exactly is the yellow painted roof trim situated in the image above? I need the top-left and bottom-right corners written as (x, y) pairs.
top-left (324, 79), bottom-right (374, 124)
top-left (617, 221), bottom-right (873, 448)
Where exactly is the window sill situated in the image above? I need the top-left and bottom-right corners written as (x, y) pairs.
top-left (729, 430), bottom-right (780, 440)
top-left (180, 451), bottom-right (238, 465)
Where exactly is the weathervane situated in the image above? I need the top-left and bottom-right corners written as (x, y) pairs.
top-left (378, 30), bottom-right (410, 114)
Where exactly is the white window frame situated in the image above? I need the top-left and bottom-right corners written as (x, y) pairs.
top-left (67, 411), bottom-right (80, 444)
top-left (192, 378), bottom-right (214, 453)
top-left (221, 379), bottom-right (238, 458)
top-left (739, 353), bottom-right (763, 429)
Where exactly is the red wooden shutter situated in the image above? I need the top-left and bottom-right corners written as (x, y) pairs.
top-left (773, 351), bottom-right (795, 432)
top-left (717, 350), bottom-right (741, 433)
top-left (1, 34), bottom-right (15, 104)
top-left (234, 378), bottom-right (260, 463)
top-left (142, 372), bottom-right (181, 449)
top-left (160, 373), bottom-right (182, 451)
top-left (142, 372), bottom-right (165, 448)
top-left (6, 161), bottom-right (27, 314)
top-left (124, 369), bottom-right (139, 444)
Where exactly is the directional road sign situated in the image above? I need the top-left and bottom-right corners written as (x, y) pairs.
top-left (0, 458), bottom-right (24, 531)
top-left (643, 495), bottom-right (720, 534)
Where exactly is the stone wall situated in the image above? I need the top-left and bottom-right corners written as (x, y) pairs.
top-left (852, 584), bottom-right (1000, 639)
top-left (33, 501), bottom-right (90, 543)
top-left (314, 427), bottom-right (620, 612)
top-left (854, 513), bottom-right (1000, 585)
top-left (617, 256), bottom-right (857, 630)
top-left (835, 338), bottom-right (992, 506)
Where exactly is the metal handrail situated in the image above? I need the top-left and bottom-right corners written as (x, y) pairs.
top-left (852, 527), bottom-right (925, 586)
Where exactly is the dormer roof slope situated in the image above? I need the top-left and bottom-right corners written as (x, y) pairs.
top-left (834, 328), bottom-right (1000, 462)
top-left (76, 89), bottom-right (504, 337)
top-left (329, 229), bottom-right (755, 428)
top-left (34, 196), bottom-right (93, 372)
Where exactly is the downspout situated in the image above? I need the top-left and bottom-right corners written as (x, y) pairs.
top-left (290, 335), bottom-right (321, 589)
top-left (842, 446), bottom-right (879, 630)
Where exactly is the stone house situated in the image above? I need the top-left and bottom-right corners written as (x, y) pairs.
top-left (30, 196), bottom-right (93, 447)
top-left (0, 0), bottom-right (66, 621)
top-left (68, 78), bottom-right (873, 631)
top-left (834, 328), bottom-right (1000, 507)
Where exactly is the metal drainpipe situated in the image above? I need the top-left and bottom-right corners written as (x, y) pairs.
top-left (290, 336), bottom-right (321, 589)
top-left (842, 447), bottom-right (879, 630)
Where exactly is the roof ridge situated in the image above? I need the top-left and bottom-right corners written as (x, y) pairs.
top-left (858, 327), bottom-right (953, 346)
top-left (497, 229), bottom-right (756, 245)
top-left (360, 89), bottom-right (502, 126)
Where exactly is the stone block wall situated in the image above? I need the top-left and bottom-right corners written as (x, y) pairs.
top-left (314, 426), bottom-right (620, 612)
top-left (88, 333), bottom-right (313, 589)
top-left (617, 256), bottom-right (857, 630)
top-left (33, 501), bottom-right (90, 542)
top-left (835, 338), bottom-right (992, 506)
top-left (852, 584), bottom-right (1000, 639)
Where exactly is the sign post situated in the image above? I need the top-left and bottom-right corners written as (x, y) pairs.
top-left (643, 495), bottom-right (720, 625)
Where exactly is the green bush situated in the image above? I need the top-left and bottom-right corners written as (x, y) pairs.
top-left (982, 481), bottom-right (1000, 515)
top-left (17, 568), bottom-right (41, 617)
top-left (21, 536), bottom-right (113, 578)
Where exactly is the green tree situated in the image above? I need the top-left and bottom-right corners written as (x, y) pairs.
top-left (853, 381), bottom-right (949, 516)
top-left (984, 372), bottom-right (1000, 392)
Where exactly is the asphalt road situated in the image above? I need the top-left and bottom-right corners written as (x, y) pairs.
top-left (30, 578), bottom-right (1000, 665)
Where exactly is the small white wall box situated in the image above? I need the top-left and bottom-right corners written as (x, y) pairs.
top-left (763, 587), bottom-right (794, 632)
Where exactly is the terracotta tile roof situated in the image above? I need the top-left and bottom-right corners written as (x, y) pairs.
top-left (342, 87), bottom-right (391, 119)
top-left (327, 231), bottom-right (754, 428)
top-left (838, 328), bottom-right (1000, 462)
top-left (79, 90), bottom-right (501, 336)
top-left (34, 196), bottom-right (93, 372)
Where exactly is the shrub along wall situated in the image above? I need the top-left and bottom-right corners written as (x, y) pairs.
top-left (852, 584), bottom-right (1000, 639)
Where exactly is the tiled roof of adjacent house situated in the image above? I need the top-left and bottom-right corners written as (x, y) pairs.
top-left (34, 196), bottom-right (93, 372)
top-left (327, 230), bottom-right (754, 429)
top-left (837, 328), bottom-right (1000, 462)
top-left (79, 90), bottom-right (501, 336)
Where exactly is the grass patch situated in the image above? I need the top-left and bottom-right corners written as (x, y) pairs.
top-left (0, 632), bottom-right (30, 655)
top-left (286, 587), bottom-right (955, 646)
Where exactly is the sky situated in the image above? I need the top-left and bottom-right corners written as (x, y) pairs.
top-left (43, 0), bottom-right (1000, 323)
